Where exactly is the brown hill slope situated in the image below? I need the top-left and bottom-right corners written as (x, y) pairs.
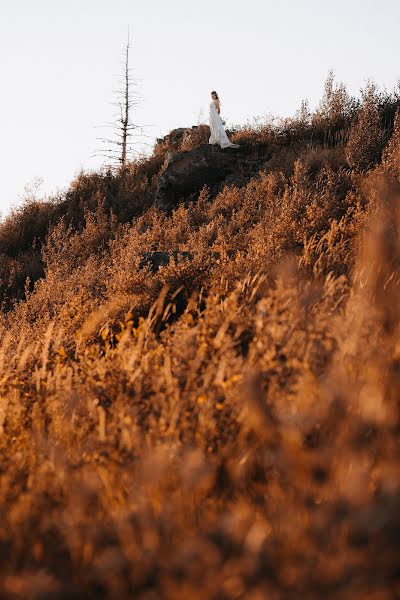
top-left (0, 81), bottom-right (400, 598)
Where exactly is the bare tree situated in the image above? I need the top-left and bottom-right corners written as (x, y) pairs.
top-left (95, 35), bottom-right (142, 166)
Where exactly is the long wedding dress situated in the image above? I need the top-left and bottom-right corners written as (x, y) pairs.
top-left (209, 100), bottom-right (240, 149)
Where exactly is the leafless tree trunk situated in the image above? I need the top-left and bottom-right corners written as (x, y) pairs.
top-left (121, 41), bottom-right (130, 166)
top-left (95, 35), bottom-right (142, 166)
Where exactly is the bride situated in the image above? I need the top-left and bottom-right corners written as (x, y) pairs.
top-left (209, 91), bottom-right (240, 149)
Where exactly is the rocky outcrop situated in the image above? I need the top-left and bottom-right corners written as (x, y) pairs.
top-left (139, 251), bottom-right (223, 273)
top-left (139, 251), bottom-right (193, 273)
top-left (156, 126), bottom-right (206, 148)
top-left (155, 144), bottom-right (240, 212)
top-left (156, 128), bottom-right (188, 147)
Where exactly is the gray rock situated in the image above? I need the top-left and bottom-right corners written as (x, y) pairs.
top-left (155, 144), bottom-right (239, 212)
top-left (157, 126), bottom-right (201, 148)
top-left (139, 251), bottom-right (193, 273)
top-left (165, 128), bottom-right (188, 145)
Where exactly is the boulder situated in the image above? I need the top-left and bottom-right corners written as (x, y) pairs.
top-left (157, 126), bottom-right (201, 148)
top-left (139, 251), bottom-right (193, 273)
top-left (139, 250), bottom-right (223, 273)
top-left (164, 128), bottom-right (188, 145)
top-left (155, 144), bottom-right (239, 212)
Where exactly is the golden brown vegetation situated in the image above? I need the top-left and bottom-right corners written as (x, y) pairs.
top-left (0, 77), bottom-right (400, 599)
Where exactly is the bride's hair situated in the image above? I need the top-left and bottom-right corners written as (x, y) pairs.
top-left (211, 91), bottom-right (219, 100)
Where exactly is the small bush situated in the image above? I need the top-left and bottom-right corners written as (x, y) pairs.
top-left (346, 83), bottom-right (387, 170)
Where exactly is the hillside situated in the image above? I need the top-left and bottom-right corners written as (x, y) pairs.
top-left (1, 78), bottom-right (400, 599)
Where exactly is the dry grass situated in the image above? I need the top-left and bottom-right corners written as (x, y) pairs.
top-left (0, 79), bottom-right (400, 599)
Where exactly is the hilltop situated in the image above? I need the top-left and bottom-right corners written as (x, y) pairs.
top-left (0, 77), bottom-right (400, 598)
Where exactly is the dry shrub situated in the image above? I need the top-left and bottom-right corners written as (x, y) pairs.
top-left (382, 108), bottom-right (400, 177)
top-left (312, 71), bottom-right (357, 136)
top-left (346, 83), bottom-right (386, 170)
top-left (230, 119), bottom-right (276, 147)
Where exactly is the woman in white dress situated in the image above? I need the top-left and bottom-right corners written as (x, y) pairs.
top-left (209, 91), bottom-right (240, 149)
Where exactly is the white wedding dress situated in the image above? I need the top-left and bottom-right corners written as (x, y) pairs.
top-left (209, 100), bottom-right (240, 149)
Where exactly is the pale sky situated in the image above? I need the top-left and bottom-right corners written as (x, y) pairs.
top-left (0, 0), bottom-right (399, 217)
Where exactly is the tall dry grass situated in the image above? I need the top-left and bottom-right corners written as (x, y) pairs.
top-left (0, 79), bottom-right (399, 599)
